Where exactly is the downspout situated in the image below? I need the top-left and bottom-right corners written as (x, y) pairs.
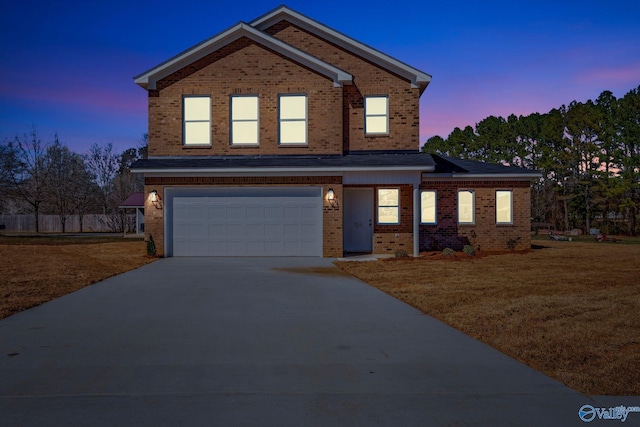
top-left (413, 185), bottom-right (420, 257)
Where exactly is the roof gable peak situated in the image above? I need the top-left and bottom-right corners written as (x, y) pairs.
top-left (134, 20), bottom-right (352, 90)
top-left (250, 5), bottom-right (431, 91)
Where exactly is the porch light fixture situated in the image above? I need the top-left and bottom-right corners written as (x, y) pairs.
top-left (327, 188), bottom-right (338, 208)
top-left (150, 190), bottom-right (162, 209)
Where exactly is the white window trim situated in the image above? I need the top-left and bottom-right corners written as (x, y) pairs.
top-left (183, 95), bottom-right (211, 146)
top-left (496, 190), bottom-right (514, 225)
top-left (230, 95), bottom-right (259, 146)
top-left (457, 190), bottom-right (475, 225)
top-left (279, 94), bottom-right (308, 145)
top-left (377, 188), bottom-right (400, 225)
top-left (364, 95), bottom-right (389, 135)
top-left (420, 190), bottom-right (437, 224)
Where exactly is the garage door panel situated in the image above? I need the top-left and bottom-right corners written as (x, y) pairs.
top-left (171, 188), bottom-right (321, 257)
top-left (246, 207), bottom-right (264, 220)
top-left (209, 207), bottom-right (226, 220)
top-left (246, 223), bottom-right (264, 236)
top-left (264, 207), bottom-right (282, 219)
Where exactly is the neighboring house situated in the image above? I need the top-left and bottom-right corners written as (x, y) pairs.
top-left (118, 192), bottom-right (145, 235)
top-left (131, 5), bottom-right (539, 257)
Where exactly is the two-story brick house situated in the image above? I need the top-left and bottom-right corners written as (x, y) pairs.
top-left (132, 5), bottom-right (539, 257)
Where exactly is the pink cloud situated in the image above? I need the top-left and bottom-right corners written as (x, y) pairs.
top-left (575, 62), bottom-right (640, 87)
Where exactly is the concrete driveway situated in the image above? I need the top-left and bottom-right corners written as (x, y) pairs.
top-left (0, 257), bottom-right (634, 426)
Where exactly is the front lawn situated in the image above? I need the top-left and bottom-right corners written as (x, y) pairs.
top-left (0, 237), bottom-right (155, 319)
top-left (336, 239), bottom-right (640, 396)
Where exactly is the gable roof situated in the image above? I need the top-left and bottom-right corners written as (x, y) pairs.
top-left (250, 5), bottom-right (432, 92)
top-left (119, 192), bottom-right (145, 208)
top-left (134, 22), bottom-right (353, 90)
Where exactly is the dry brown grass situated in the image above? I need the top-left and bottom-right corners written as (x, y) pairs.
top-left (336, 241), bottom-right (640, 396)
top-left (0, 239), bottom-right (155, 319)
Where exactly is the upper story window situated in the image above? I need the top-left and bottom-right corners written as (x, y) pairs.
top-left (231, 95), bottom-right (259, 145)
top-left (365, 96), bottom-right (389, 135)
top-left (458, 190), bottom-right (475, 224)
top-left (183, 96), bottom-right (211, 146)
top-left (496, 190), bottom-right (513, 224)
top-left (378, 188), bottom-right (400, 224)
top-left (420, 190), bottom-right (437, 224)
top-left (279, 95), bottom-right (307, 145)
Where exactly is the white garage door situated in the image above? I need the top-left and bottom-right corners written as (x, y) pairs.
top-left (170, 187), bottom-right (322, 256)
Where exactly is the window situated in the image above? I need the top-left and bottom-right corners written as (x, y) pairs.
top-left (365, 96), bottom-right (388, 135)
top-left (378, 188), bottom-right (399, 224)
top-left (420, 190), bottom-right (437, 224)
top-left (496, 190), bottom-right (513, 224)
top-left (458, 190), bottom-right (475, 224)
top-left (183, 96), bottom-right (211, 145)
top-left (231, 95), bottom-right (259, 145)
top-left (279, 95), bottom-right (307, 144)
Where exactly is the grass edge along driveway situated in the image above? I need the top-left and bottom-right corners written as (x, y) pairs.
top-left (0, 237), bottom-right (155, 319)
top-left (336, 239), bottom-right (640, 396)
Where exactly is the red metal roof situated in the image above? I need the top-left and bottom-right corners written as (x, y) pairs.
top-left (119, 192), bottom-right (145, 208)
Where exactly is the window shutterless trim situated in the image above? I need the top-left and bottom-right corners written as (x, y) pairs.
top-left (183, 95), bottom-right (211, 146)
top-left (364, 95), bottom-right (389, 136)
top-left (377, 187), bottom-right (400, 225)
top-left (230, 95), bottom-right (259, 146)
top-left (495, 189), bottom-right (514, 225)
top-left (457, 189), bottom-right (475, 225)
top-left (420, 190), bottom-right (437, 224)
top-left (278, 94), bottom-right (308, 145)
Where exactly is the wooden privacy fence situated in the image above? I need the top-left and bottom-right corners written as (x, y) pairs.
top-left (0, 214), bottom-right (131, 233)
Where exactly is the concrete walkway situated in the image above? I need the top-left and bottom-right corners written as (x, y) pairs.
top-left (1, 258), bottom-right (636, 426)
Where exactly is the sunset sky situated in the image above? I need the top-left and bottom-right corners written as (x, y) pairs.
top-left (1, 0), bottom-right (638, 154)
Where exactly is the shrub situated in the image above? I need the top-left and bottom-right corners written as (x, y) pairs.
top-left (395, 249), bottom-right (409, 258)
top-left (507, 237), bottom-right (521, 250)
top-left (442, 247), bottom-right (456, 257)
top-left (463, 245), bottom-right (476, 256)
top-left (146, 234), bottom-right (157, 256)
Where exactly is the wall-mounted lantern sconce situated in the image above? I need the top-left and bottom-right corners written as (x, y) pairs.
top-left (150, 189), bottom-right (162, 209)
top-left (327, 188), bottom-right (338, 208)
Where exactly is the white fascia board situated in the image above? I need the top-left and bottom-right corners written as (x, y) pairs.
top-left (134, 22), bottom-right (352, 90)
top-left (250, 6), bottom-right (432, 89)
top-left (423, 173), bottom-right (541, 180)
top-left (132, 165), bottom-right (436, 175)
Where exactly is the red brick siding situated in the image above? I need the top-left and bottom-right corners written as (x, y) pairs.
top-left (265, 21), bottom-right (420, 152)
top-left (149, 37), bottom-right (343, 157)
top-left (419, 180), bottom-right (531, 251)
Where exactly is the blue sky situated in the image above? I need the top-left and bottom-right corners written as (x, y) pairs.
top-left (1, 0), bottom-right (638, 154)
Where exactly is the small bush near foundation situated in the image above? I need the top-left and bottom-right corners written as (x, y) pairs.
top-left (463, 245), bottom-right (476, 256)
top-left (395, 249), bottom-right (409, 258)
top-left (442, 248), bottom-right (456, 257)
top-left (146, 234), bottom-right (157, 256)
top-left (507, 237), bottom-right (521, 250)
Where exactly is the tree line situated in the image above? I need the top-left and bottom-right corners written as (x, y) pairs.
top-left (422, 86), bottom-right (640, 235)
top-left (0, 127), bottom-right (146, 232)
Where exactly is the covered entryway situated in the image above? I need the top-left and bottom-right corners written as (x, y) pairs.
top-left (166, 187), bottom-right (322, 257)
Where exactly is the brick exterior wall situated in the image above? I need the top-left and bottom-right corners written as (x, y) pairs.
top-left (419, 180), bottom-right (531, 252)
top-left (264, 21), bottom-right (421, 152)
top-left (148, 37), bottom-right (343, 156)
top-left (144, 176), bottom-right (342, 257)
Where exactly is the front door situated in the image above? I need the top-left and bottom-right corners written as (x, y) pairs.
top-left (344, 188), bottom-right (373, 252)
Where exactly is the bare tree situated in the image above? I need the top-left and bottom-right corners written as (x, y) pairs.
top-left (3, 127), bottom-right (49, 232)
top-left (44, 138), bottom-right (94, 233)
top-left (85, 142), bottom-right (119, 215)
